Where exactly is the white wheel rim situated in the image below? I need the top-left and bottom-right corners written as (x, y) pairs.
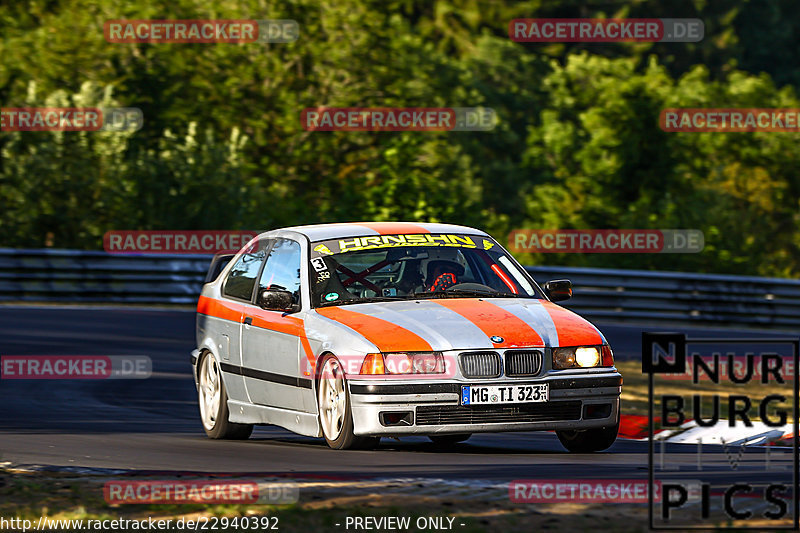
top-left (319, 359), bottom-right (346, 441)
top-left (199, 353), bottom-right (222, 430)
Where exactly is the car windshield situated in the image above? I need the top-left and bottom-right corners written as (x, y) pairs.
top-left (309, 233), bottom-right (544, 307)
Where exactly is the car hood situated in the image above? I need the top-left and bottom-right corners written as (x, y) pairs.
top-left (314, 298), bottom-right (605, 352)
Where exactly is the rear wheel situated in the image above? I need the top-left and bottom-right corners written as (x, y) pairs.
top-left (318, 355), bottom-right (379, 450)
top-left (198, 351), bottom-right (253, 440)
top-left (556, 421), bottom-right (618, 453)
top-left (428, 434), bottom-right (471, 445)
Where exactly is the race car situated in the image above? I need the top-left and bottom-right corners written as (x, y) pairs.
top-left (191, 222), bottom-right (621, 451)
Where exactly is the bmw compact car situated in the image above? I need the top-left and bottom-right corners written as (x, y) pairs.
top-left (192, 222), bottom-right (621, 451)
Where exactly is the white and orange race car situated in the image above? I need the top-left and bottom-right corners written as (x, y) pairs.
top-left (191, 222), bottom-right (621, 450)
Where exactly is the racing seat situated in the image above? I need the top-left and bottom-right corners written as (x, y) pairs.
top-left (394, 259), bottom-right (424, 294)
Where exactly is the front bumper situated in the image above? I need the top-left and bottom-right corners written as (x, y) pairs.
top-left (349, 370), bottom-right (622, 436)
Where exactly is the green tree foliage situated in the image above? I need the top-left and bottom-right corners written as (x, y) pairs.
top-left (517, 55), bottom-right (800, 276)
top-left (1, 0), bottom-right (798, 277)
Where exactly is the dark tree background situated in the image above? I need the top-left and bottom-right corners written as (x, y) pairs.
top-left (1, 0), bottom-right (798, 277)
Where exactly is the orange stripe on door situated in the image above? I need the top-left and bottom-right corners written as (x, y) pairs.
top-left (315, 307), bottom-right (433, 352)
top-left (433, 299), bottom-right (543, 348)
top-left (539, 300), bottom-right (603, 346)
top-left (198, 296), bottom-right (315, 369)
top-left (246, 309), bottom-right (317, 371)
top-left (197, 295), bottom-right (241, 322)
top-left (299, 335), bottom-right (315, 375)
top-left (247, 309), bottom-right (305, 337)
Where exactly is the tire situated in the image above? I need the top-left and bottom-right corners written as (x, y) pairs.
top-left (198, 350), bottom-right (253, 440)
top-left (317, 354), bottom-right (379, 450)
top-left (556, 420), bottom-right (619, 453)
top-left (428, 434), bottom-right (471, 446)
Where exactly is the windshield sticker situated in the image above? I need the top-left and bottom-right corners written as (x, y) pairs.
top-left (324, 292), bottom-right (339, 302)
top-left (312, 234), bottom-right (480, 256)
top-left (313, 244), bottom-right (334, 255)
top-left (311, 257), bottom-right (328, 272)
top-left (482, 239), bottom-right (495, 250)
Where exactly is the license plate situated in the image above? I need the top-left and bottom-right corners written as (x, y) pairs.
top-left (460, 384), bottom-right (549, 405)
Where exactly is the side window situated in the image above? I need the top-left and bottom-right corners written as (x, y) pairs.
top-left (222, 240), bottom-right (269, 301)
top-left (258, 238), bottom-right (302, 304)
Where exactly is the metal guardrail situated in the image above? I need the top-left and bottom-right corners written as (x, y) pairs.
top-left (527, 265), bottom-right (800, 328)
top-left (0, 249), bottom-right (210, 305)
top-left (1, 248), bottom-right (799, 328)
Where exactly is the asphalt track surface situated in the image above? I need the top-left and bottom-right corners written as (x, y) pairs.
top-left (0, 306), bottom-right (794, 486)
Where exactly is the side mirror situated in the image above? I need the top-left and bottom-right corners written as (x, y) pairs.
top-left (257, 289), bottom-right (299, 313)
top-left (543, 279), bottom-right (572, 302)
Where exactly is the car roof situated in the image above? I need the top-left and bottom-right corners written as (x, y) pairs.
top-left (270, 222), bottom-right (490, 242)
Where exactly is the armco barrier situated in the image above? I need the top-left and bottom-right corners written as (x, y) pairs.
top-left (0, 249), bottom-right (798, 328)
top-left (0, 248), bottom-right (210, 304)
top-left (526, 265), bottom-right (800, 328)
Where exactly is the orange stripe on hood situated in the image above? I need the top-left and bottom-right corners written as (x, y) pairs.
top-left (357, 222), bottom-right (431, 235)
top-left (316, 307), bottom-right (433, 352)
top-left (433, 299), bottom-right (543, 348)
top-left (540, 300), bottom-right (603, 346)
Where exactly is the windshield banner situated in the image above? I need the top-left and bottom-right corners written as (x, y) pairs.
top-left (310, 234), bottom-right (498, 258)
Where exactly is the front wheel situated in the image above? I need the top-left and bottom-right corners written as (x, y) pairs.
top-left (198, 350), bottom-right (253, 440)
top-left (556, 421), bottom-right (618, 453)
top-left (317, 355), bottom-right (379, 450)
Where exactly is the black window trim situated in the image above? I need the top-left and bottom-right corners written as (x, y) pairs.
top-left (251, 236), bottom-right (303, 308)
top-left (221, 237), bottom-right (275, 304)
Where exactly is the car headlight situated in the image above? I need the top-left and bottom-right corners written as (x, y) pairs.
top-left (552, 348), bottom-right (576, 369)
top-left (575, 347), bottom-right (600, 367)
top-left (553, 345), bottom-right (609, 369)
top-left (360, 352), bottom-right (445, 375)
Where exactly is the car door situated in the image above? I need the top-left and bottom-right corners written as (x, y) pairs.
top-left (217, 238), bottom-right (270, 403)
top-left (240, 237), bottom-right (306, 411)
